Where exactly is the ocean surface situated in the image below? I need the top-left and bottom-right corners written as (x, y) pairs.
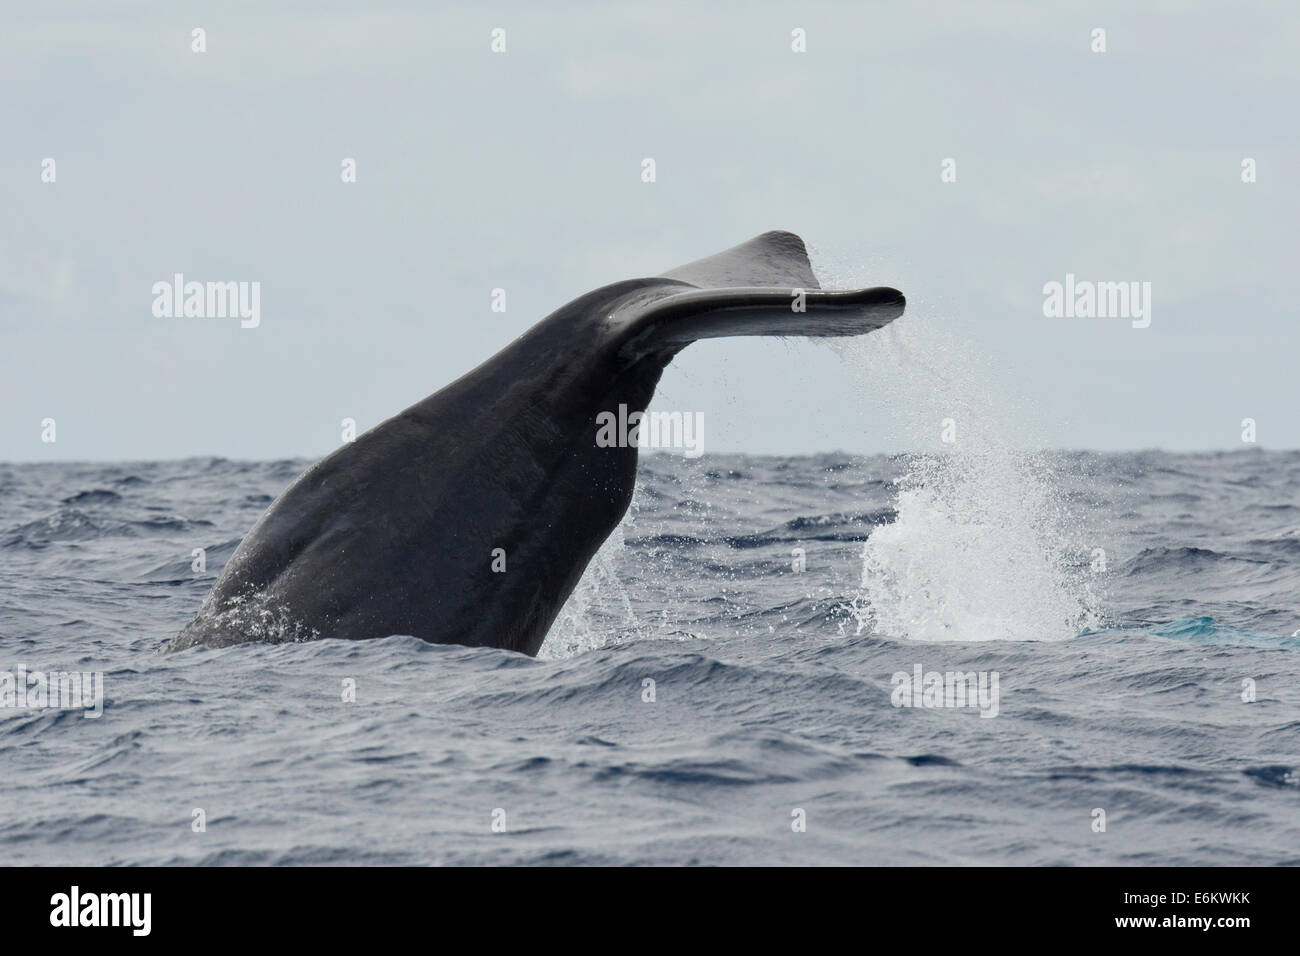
top-left (1, 446), bottom-right (1298, 866)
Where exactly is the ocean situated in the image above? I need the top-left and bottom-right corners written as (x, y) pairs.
top-left (2, 447), bottom-right (1297, 865)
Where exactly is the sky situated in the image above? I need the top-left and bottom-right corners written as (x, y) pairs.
top-left (2, 0), bottom-right (1298, 461)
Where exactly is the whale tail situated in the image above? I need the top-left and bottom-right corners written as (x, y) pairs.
top-left (619, 230), bottom-right (904, 358)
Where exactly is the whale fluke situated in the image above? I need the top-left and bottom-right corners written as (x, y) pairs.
top-left (662, 230), bottom-right (821, 287)
top-left (169, 231), bottom-right (905, 655)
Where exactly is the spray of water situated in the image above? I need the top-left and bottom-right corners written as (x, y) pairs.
top-left (539, 523), bottom-right (641, 659)
top-left (546, 251), bottom-right (1102, 654)
top-left (817, 262), bottom-right (1100, 642)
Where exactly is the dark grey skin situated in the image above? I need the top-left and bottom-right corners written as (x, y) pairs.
top-left (169, 231), bottom-right (904, 655)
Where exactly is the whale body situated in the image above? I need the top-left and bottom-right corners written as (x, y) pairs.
top-left (169, 231), bottom-right (904, 654)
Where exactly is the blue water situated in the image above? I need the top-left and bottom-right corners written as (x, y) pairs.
top-left (1, 449), bottom-right (1298, 864)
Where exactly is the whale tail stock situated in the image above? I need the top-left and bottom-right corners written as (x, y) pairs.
top-left (616, 230), bottom-right (905, 359)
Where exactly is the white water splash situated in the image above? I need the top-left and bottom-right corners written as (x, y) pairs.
top-left (540, 523), bottom-right (641, 659)
top-left (539, 478), bottom-right (710, 659)
top-left (819, 267), bottom-right (1100, 642)
top-left (851, 441), bottom-right (1097, 641)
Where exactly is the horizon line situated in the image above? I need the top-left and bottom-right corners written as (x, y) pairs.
top-left (0, 445), bottom-right (1290, 467)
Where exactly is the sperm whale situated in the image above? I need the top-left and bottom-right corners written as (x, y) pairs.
top-left (169, 231), bottom-right (904, 654)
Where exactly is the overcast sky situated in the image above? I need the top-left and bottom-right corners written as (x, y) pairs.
top-left (3, 0), bottom-right (1297, 461)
